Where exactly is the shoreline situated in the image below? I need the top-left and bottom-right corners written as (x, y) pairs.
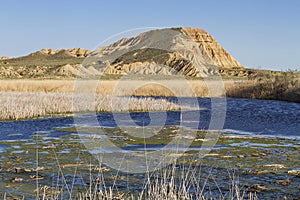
top-left (0, 93), bottom-right (299, 122)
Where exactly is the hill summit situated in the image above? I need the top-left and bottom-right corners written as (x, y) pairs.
top-left (87, 27), bottom-right (244, 77)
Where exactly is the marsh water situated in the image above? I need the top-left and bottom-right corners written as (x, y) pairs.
top-left (1, 98), bottom-right (300, 139)
top-left (0, 98), bottom-right (299, 199)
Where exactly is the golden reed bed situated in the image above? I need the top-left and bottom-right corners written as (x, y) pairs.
top-left (0, 92), bottom-right (180, 120)
top-left (0, 78), bottom-right (298, 120)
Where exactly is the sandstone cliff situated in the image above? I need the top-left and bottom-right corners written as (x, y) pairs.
top-left (181, 28), bottom-right (243, 69)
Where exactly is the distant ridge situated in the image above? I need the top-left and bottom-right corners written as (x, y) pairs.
top-left (0, 48), bottom-right (91, 79)
top-left (30, 48), bottom-right (91, 58)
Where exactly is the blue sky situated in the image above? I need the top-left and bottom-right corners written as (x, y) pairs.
top-left (0, 0), bottom-right (299, 71)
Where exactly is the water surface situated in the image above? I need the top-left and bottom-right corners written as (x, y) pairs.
top-left (0, 98), bottom-right (299, 140)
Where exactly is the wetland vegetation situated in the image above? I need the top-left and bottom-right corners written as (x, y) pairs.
top-left (0, 98), bottom-right (299, 199)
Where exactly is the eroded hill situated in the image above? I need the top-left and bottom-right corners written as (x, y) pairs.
top-left (0, 28), bottom-right (287, 79)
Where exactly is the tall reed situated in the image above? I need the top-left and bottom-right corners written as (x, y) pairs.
top-left (0, 92), bottom-right (180, 120)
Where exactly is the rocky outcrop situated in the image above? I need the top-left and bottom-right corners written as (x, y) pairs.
top-left (0, 56), bottom-right (10, 60)
top-left (36, 48), bottom-right (91, 58)
top-left (103, 48), bottom-right (201, 76)
top-left (180, 28), bottom-right (243, 69)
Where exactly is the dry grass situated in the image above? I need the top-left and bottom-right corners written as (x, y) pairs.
top-left (2, 78), bottom-right (298, 102)
top-left (0, 92), bottom-right (180, 120)
top-left (0, 80), bottom-right (76, 93)
top-left (0, 79), bottom-right (215, 121)
top-left (0, 79), bottom-right (226, 97)
top-left (32, 163), bottom-right (258, 200)
top-left (226, 76), bottom-right (300, 103)
top-left (140, 166), bottom-right (243, 200)
top-left (0, 77), bottom-right (298, 121)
